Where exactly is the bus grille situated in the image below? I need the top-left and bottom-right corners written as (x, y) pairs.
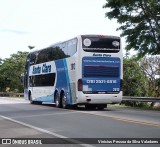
top-left (84, 65), bottom-right (119, 77)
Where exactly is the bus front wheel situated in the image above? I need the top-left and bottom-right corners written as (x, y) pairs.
top-left (29, 92), bottom-right (34, 104)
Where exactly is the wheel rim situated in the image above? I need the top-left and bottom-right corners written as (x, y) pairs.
top-left (56, 98), bottom-right (59, 107)
top-left (55, 93), bottom-right (59, 107)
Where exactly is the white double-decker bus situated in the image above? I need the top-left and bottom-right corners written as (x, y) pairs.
top-left (24, 35), bottom-right (123, 110)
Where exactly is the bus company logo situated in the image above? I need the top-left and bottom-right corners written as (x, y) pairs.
top-left (32, 66), bottom-right (41, 74)
top-left (112, 41), bottom-right (119, 47)
top-left (32, 64), bottom-right (51, 74)
top-left (93, 53), bottom-right (111, 57)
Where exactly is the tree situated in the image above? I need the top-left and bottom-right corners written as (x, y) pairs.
top-left (103, 0), bottom-right (160, 57)
top-left (0, 51), bottom-right (28, 92)
top-left (0, 58), bottom-right (3, 65)
top-left (123, 56), bottom-right (149, 107)
top-left (28, 45), bottom-right (35, 50)
top-left (123, 56), bottom-right (148, 96)
top-left (140, 56), bottom-right (160, 96)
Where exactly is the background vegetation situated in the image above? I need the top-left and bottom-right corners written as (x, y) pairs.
top-left (103, 0), bottom-right (160, 58)
top-left (103, 0), bottom-right (160, 107)
top-left (0, 51), bottom-right (28, 92)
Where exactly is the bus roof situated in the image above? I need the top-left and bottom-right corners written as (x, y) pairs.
top-left (28, 34), bottom-right (120, 54)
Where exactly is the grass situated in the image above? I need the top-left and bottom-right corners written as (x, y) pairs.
top-left (108, 104), bottom-right (129, 108)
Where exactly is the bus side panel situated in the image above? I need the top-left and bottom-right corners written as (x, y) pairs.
top-left (55, 59), bottom-right (72, 105)
top-left (28, 61), bottom-right (56, 102)
top-left (65, 57), bottom-right (77, 104)
top-left (31, 87), bottom-right (54, 102)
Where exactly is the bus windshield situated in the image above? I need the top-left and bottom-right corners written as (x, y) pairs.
top-left (82, 36), bottom-right (120, 53)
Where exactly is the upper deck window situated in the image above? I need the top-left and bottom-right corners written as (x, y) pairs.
top-left (28, 38), bottom-right (77, 65)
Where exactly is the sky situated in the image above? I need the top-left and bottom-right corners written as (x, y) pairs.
top-left (0, 0), bottom-right (124, 59)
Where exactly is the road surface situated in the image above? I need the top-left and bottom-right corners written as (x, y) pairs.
top-left (0, 97), bottom-right (159, 147)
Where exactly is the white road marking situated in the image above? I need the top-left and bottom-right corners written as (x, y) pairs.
top-left (0, 115), bottom-right (95, 147)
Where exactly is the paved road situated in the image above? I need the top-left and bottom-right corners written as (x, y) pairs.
top-left (0, 97), bottom-right (160, 147)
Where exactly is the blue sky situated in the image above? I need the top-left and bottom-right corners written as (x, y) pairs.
top-left (0, 0), bottom-right (124, 59)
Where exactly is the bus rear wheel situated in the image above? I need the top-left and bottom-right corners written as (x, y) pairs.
top-left (97, 104), bottom-right (107, 110)
top-left (85, 104), bottom-right (96, 110)
top-left (62, 93), bottom-right (68, 109)
top-left (55, 92), bottom-right (62, 108)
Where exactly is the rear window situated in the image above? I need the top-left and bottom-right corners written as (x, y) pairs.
top-left (82, 36), bottom-right (120, 53)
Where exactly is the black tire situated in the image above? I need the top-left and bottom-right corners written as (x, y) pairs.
top-left (97, 104), bottom-right (107, 110)
top-left (62, 93), bottom-right (68, 109)
top-left (36, 101), bottom-right (42, 105)
top-left (85, 104), bottom-right (96, 110)
top-left (29, 92), bottom-right (34, 104)
top-left (29, 92), bottom-right (42, 105)
top-left (55, 92), bottom-right (62, 108)
top-left (72, 104), bottom-right (78, 109)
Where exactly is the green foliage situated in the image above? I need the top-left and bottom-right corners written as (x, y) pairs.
top-left (140, 56), bottom-right (160, 96)
top-left (123, 56), bottom-right (148, 107)
top-left (123, 55), bottom-right (160, 107)
top-left (0, 51), bottom-right (28, 92)
top-left (123, 56), bottom-right (148, 96)
top-left (103, 0), bottom-right (160, 57)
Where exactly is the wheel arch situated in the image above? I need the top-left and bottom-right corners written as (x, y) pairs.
top-left (54, 89), bottom-right (59, 103)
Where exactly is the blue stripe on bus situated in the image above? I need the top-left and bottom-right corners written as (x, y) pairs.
top-left (55, 59), bottom-right (72, 105)
top-left (34, 94), bottom-right (54, 102)
top-left (63, 59), bottom-right (72, 105)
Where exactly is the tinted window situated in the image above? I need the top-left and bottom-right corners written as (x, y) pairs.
top-left (35, 46), bottom-right (68, 64)
top-left (29, 38), bottom-right (77, 64)
top-left (82, 36), bottom-right (120, 53)
top-left (51, 46), bottom-right (69, 60)
top-left (67, 39), bottom-right (77, 56)
top-left (36, 49), bottom-right (47, 64)
top-left (29, 73), bottom-right (56, 87)
top-left (29, 53), bottom-right (36, 65)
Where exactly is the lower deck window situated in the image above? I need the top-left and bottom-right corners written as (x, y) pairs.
top-left (29, 73), bottom-right (56, 87)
